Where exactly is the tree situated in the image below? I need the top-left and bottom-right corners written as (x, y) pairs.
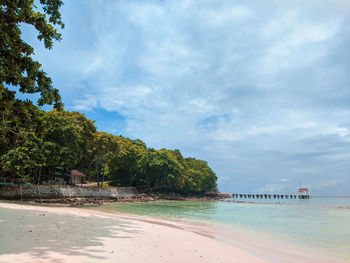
top-left (184, 158), bottom-right (217, 193)
top-left (0, 0), bottom-right (64, 108)
top-left (143, 149), bottom-right (184, 192)
top-left (91, 131), bottom-right (118, 186)
top-left (0, 89), bottom-right (45, 183)
top-left (109, 137), bottom-right (148, 187)
top-left (61, 111), bottom-right (97, 173)
top-left (41, 110), bottom-right (83, 174)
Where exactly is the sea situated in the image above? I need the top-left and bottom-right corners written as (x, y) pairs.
top-left (92, 196), bottom-right (350, 262)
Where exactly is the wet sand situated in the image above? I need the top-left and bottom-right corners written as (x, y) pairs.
top-left (0, 202), bottom-right (338, 263)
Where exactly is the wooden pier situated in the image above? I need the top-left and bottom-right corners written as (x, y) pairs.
top-left (230, 188), bottom-right (310, 200)
top-left (231, 193), bottom-right (310, 199)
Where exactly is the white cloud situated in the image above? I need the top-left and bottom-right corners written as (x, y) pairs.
top-left (198, 6), bottom-right (253, 25)
top-left (260, 11), bottom-right (341, 75)
top-left (325, 127), bottom-right (349, 137)
top-left (279, 178), bottom-right (291, 182)
top-left (73, 95), bottom-right (98, 111)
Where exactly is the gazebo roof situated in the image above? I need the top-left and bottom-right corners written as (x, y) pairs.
top-left (70, 169), bottom-right (86, 177)
top-left (298, 188), bottom-right (308, 192)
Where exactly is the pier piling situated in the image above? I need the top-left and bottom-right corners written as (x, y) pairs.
top-left (231, 193), bottom-right (309, 200)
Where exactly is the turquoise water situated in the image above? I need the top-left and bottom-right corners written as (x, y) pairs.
top-left (95, 197), bottom-right (350, 262)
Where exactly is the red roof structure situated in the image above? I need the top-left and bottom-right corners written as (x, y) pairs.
top-left (298, 188), bottom-right (309, 192)
top-left (70, 170), bottom-right (86, 177)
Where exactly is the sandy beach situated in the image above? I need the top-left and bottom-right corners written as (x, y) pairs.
top-left (0, 202), bottom-right (339, 263)
top-left (0, 202), bottom-right (270, 263)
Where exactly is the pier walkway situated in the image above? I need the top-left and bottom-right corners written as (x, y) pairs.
top-left (231, 193), bottom-right (310, 199)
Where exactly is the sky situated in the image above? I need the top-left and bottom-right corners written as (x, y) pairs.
top-left (21, 0), bottom-right (350, 195)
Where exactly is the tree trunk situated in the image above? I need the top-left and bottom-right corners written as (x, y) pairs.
top-left (96, 162), bottom-right (100, 187)
top-left (146, 172), bottom-right (150, 191)
top-left (129, 168), bottom-right (134, 186)
top-left (102, 164), bottom-right (105, 186)
top-left (11, 172), bottom-right (16, 184)
top-left (37, 166), bottom-right (42, 185)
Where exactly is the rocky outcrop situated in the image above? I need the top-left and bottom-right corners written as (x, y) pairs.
top-left (205, 192), bottom-right (231, 199)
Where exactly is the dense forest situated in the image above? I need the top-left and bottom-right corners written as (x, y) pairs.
top-left (0, 89), bottom-right (217, 193)
top-left (0, 1), bottom-right (217, 194)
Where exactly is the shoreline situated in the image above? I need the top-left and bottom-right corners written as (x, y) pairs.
top-left (0, 201), bottom-right (269, 263)
top-left (0, 201), bottom-right (342, 263)
top-left (0, 191), bottom-right (228, 206)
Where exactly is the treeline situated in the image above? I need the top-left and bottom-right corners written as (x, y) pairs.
top-left (0, 89), bottom-right (217, 194)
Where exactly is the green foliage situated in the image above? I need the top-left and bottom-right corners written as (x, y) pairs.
top-left (0, 0), bottom-right (64, 108)
top-left (108, 137), bottom-right (148, 187)
top-left (58, 111), bottom-right (96, 173)
top-left (41, 110), bottom-right (83, 171)
top-left (183, 158), bottom-right (217, 193)
top-left (0, 95), bottom-right (217, 192)
top-left (0, 97), bottom-right (83, 183)
top-left (0, 88), bottom-right (44, 182)
top-left (90, 131), bottom-right (119, 184)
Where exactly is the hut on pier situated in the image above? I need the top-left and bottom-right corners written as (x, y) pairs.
top-left (298, 188), bottom-right (310, 199)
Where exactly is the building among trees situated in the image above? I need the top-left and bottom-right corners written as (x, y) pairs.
top-left (70, 170), bottom-right (86, 185)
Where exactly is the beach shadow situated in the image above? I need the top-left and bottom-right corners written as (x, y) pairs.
top-left (0, 207), bottom-right (141, 261)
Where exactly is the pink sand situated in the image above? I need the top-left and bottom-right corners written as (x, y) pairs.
top-left (0, 202), bottom-right (338, 263)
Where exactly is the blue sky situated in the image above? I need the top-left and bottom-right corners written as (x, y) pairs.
top-left (21, 0), bottom-right (350, 195)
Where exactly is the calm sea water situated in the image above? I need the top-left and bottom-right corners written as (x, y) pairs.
top-left (94, 197), bottom-right (350, 262)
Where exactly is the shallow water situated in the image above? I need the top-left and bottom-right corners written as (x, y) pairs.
top-left (95, 197), bottom-right (350, 262)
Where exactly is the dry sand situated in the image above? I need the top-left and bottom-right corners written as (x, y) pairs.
top-left (0, 202), bottom-right (337, 263)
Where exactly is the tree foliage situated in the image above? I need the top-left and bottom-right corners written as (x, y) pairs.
top-left (0, 0), bottom-right (64, 108)
top-left (0, 97), bottom-right (217, 193)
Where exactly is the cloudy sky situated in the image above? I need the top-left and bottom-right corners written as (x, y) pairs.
top-left (22, 0), bottom-right (350, 195)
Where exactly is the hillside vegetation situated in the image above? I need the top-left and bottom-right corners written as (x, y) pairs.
top-left (0, 89), bottom-right (217, 194)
